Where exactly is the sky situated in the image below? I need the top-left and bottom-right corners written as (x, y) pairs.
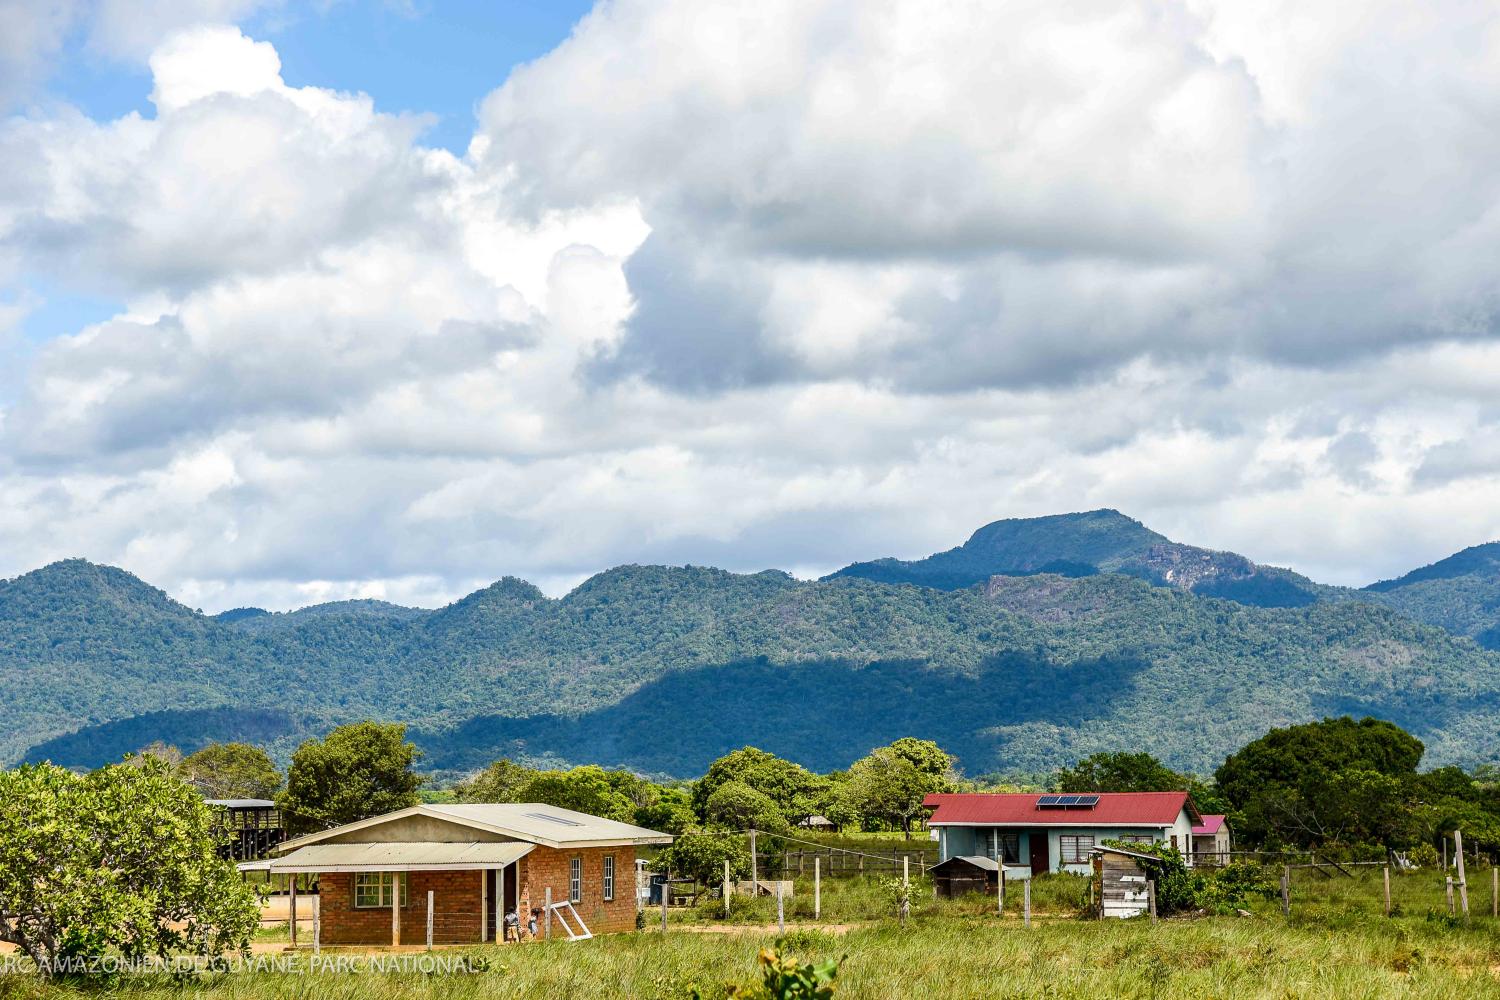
top-left (3, 0), bottom-right (1500, 612)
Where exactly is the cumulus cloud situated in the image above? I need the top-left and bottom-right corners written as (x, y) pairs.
top-left (2, 4), bottom-right (1500, 610)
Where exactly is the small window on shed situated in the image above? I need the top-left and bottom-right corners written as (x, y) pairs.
top-left (570, 857), bottom-right (582, 903)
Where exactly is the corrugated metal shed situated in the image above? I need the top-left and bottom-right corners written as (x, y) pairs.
top-left (267, 841), bottom-right (534, 872)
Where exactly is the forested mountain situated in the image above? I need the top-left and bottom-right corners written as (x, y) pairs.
top-left (828, 509), bottom-right (1334, 608)
top-left (1363, 543), bottom-right (1500, 650)
top-left (9, 541), bottom-right (1500, 778)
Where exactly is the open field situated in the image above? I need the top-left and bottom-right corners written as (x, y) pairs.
top-left (10, 867), bottom-right (1500, 998)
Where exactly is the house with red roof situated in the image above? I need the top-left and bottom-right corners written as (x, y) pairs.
top-left (1191, 814), bottom-right (1232, 862)
top-left (923, 791), bottom-right (1200, 876)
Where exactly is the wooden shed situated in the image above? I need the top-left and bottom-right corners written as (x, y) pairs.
top-left (1092, 845), bottom-right (1156, 919)
top-left (931, 855), bottom-right (1000, 898)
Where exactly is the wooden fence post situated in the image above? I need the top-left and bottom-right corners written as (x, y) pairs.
top-left (426, 890), bottom-right (434, 951)
top-left (660, 880), bottom-right (668, 932)
top-left (1383, 866), bottom-right (1391, 917)
top-left (1446, 876), bottom-right (1455, 917)
top-left (544, 887), bottom-right (552, 939)
top-left (392, 876), bottom-right (400, 948)
top-left (724, 859), bottom-right (731, 918)
top-left (1456, 830), bottom-right (1470, 918)
top-left (776, 879), bottom-right (785, 933)
top-left (814, 858), bottom-right (821, 920)
top-left (313, 908), bottom-right (320, 955)
top-left (1280, 868), bottom-right (1290, 918)
top-left (289, 878), bottom-right (298, 948)
top-left (750, 830), bottom-right (758, 893)
top-left (1493, 866), bottom-right (1498, 919)
top-left (1147, 879), bottom-right (1157, 924)
top-left (1023, 878), bottom-right (1031, 928)
top-left (998, 866), bottom-right (1005, 916)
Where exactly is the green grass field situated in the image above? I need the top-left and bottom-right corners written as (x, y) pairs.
top-left (11, 867), bottom-right (1500, 998)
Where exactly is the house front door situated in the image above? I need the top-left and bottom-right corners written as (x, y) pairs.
top-left (1029, 832), bottom-right (1049, 875)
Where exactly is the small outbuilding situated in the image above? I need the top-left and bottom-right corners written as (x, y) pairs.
top-left (931, 855), bottom-right (1000, 898)
top-left (1191, 815), bottom-right (1231, 865)
top-left (1092, 845), bottom-right (1158, 919)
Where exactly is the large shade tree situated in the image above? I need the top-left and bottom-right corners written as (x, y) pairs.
top-left (179, 742), bottom-right (281, 800)
top-left (278, 722), bottom-right (422, 833)
top-left (0, 759), bottom-right (260, 977)
top-left (692, 747), bottom-right (827, 827)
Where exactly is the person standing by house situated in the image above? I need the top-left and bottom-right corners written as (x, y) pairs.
top-left (526, 907), bottom-right (541, 940)
top-left (503, 908), bottom-right (520, 942)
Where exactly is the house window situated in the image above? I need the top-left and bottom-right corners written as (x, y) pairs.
top-left (986, 830), bottom-right (1021, 864)
top-left (570, 857), bottom-right (582, 903)
top-left (603, 855), bottom-right (615, 901)
top-left (1118, 834), bottom-right (1154, 845)
top-left (354, 872), bottom-right (406, 908)
top-left (1059, 835), bottom-right (1095, 864)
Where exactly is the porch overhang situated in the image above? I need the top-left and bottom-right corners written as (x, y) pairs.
top-left (262, 841), bottom-right (534, 873)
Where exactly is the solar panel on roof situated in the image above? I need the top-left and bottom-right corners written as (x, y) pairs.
top-left (1075, 794), bottom-right (1100, 807)
top-left (1058, 794), bottom-right (1080, 805)
top-left (1037, 794), bottom-right (1064, 807)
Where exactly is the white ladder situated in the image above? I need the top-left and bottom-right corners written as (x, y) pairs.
top-left (548, 901), bottom-right (593, 940)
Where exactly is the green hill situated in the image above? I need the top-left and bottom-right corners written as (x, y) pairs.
top-left (10, 555), bottom-right (1500, 777)
top-left (1363, 543), bottom-right (1500, 650)
top-left (828, 509), bottom-right (1333, 608)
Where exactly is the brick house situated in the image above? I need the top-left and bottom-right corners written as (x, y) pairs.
top-left (263, 804), bottom-right (672, 945)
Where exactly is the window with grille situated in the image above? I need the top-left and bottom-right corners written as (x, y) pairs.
top-left (985, 830), bottom-right (1021, 864)
top-left (1059, 835), bottom-right (1095, 864)
top-left (603, 855), bottom-right (615, 901)
top-left (353, 872), bottom-right (406, 908)
top-left (569, 857), bottom-right (582, 903)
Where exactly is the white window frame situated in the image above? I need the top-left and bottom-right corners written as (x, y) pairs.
top-left (569, 857), bottom-right (582, 903)
top-left (603, 855), bottom-right (615, 902)
top-left (985, 830), bottom-right (1021, 864)
top-left (353, 872), bottom-right (407, 909)
top-left (1059, 835), bottom-right (1095, 864)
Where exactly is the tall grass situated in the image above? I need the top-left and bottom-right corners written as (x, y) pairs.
top-left (11, 867), bottom-right (1500, 998)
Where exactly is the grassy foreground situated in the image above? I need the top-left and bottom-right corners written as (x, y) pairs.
top-left (10, 869), bottom-right (1500, 998)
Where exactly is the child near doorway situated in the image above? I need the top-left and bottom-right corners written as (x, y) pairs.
top-left (526, 907), bottom-right (541, 940)
top-left (502, 909), bottom-right (520, 942)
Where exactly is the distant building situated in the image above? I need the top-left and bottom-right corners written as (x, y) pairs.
top-left (923, 792), bottom-right (1200, 876)
top-left (1191, 814), bottom-right (1232, 864)
top-left (797, 815), bottom-right (838, 832)
top-left (207, 798), bottom-right (285, 861)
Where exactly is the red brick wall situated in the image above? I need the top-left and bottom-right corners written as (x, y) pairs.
top-left (518, 846), bottom-right (638, 936)
top-left (316, 848), bottom-right (641, 945)
top-left (318, 871), bottom-right (485, 945)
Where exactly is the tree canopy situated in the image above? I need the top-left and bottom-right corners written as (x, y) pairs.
top-left (278, 722), bottom-right (421, 833)
top-left (179, 742), bottom-right (280, 799)
top-left (0, 759), bottom-right (259, 976)
top-left (692, 747), bottom-right (827, 827)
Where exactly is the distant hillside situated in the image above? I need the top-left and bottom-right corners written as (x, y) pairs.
top-left (828, 509), bottom-right (1333, 608)
top-left (9, 554), bottom-right (1500, 776)
top-left (1364, 543), bottom-right (1500, 650)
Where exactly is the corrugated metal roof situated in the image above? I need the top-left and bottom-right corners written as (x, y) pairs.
top-left (278, 803), bottom-right (674, 853)
top-left (1192, 814), bottom-right (1226, 835)
top-left (268, 841), bottom-right (534, 872)
top-left (923, 792), bottom-right (1192, 827)
top-left (933, 855), bottom-right (1000, 872)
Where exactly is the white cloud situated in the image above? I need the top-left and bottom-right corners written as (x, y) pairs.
top-left (3, 5), bottom-right (1500, 611)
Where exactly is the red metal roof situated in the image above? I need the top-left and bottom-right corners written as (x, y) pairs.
top-left (1192, 814), bottom-right (1226, 835)
top-left (923, 792), bottom-right (1195, 827)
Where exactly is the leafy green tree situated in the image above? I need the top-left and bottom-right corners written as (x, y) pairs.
top-left (633, 786), bottom-right (697, 835)
top-left (278, 722), bottom-right (421, 833)
top-left (179, 742), bottom-right (281, 799)
top-left (704, 780), bottom-right (789, 833)
top-left (655, 833), bottom-right (751, 885)
top-left (515, 766), bottom-right (638, 822)
top-left (454, 758), bottom-right (536, 803)
top-left (1215, 716), bottom-right (1425, 847)
top-left (846, 746), bottom-right (932, 839)
top-left (0, 759), bottom-right (260, 977)
top-left (692, 747), bottom-right (826, 827)
top-left (887, 737), bottom-right (954, 780)
top-left (1055, 751), bottom-right (1185, 794)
